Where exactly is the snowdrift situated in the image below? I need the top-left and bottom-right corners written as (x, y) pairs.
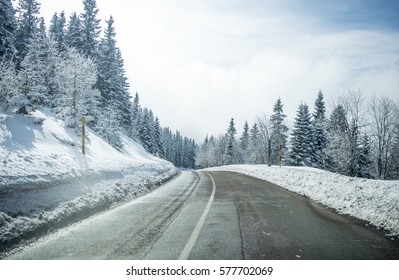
top-left (205, 165), bottom-right (399, 237)
top-left (0, 109), bottom-right (177, 252)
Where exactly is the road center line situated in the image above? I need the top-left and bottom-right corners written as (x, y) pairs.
top-left (178, 173), bottom-right (216, 260)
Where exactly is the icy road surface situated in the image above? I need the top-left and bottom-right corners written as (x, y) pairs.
top-left (6, 171), bottom-right (399, 259)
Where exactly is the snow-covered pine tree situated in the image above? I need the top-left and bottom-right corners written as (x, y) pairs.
top-left (14, 0), bottom-right (41, 68)
top-left (325, 104), bottom-right (350, 174)
top-left (138, 109), bottom-right (155, 154)
top-left (240, 121), bottom-right (250, 163)
top-left (173, 131), bottom-right (183, 167)
top-left (115, 47), bottom-right (133, 133)
top-left (225, 118), bottom-right (237, 164)
top-left (131, 92), bottom-right (142, 139)
top-left (49, 11), bottom-right (66, 54)
top-left (270, 98), bottom-right (289, 165)
top-left (249, 123), bottom-right (262, 164)
top-left (16, 20), bottom-right (50, 113)
top-left (80, 0), bottom-right (101, 58)
top-left (65, 12), bottom-right (84, 50)
top-left (289, 103), bottom-right (313, 166)
top-left (153, 117), bottom-right (164, 157)
top-left (311, 90), bottom-right (327, 168)
top-left (96, 16), bottom-right (132, 135)
top-left (0, 0), bottom-right (18, 61)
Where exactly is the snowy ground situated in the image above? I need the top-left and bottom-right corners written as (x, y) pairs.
top-left (0, 109), bottom-right (177, 251)
top-left (204, 165), bottom-right (399, 237)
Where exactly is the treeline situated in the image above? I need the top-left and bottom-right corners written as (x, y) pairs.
top-left (196, 91), bottom-right (399, 180)
top-left (0, 0), bottom-right (196, 168)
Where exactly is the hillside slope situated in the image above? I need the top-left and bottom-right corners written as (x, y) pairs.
top-left (0, 109), bottom-right (177, 250)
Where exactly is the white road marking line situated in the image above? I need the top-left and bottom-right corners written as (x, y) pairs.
top-left (178, 173), bottom-right (216, 260)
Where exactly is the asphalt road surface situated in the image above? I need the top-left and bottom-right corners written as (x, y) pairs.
top-left (7, 171), bottom-right (399, 259)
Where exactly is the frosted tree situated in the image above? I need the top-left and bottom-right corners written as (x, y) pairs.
top-left (80, 0), bottom-right (101, 58)
top-left (270, 98), bottom-right (289, 165)
top-left (368, 96), bottom-right (396, 179)
top-left (311, 90), bottom-right (327, 168)
top-left (17, 22), bottom-right (50, 113)
top-left (0, 0), bottom-right (17, 61)
top-left (289, 103), bottom-right (313, 166)
top-left (388, 122), bottom-right (399, 179)
top-left (249, 123), bottom-right (263, 164)
top-left (256, 114), bottom-right (272, 164)
top-left (14, 0), bottom-right (41, 67)
top-left (0, 60), bottom-right (19, 111)
top-left (325, 104), bottom-right (350, 174)
top-left (56, 47), bottom-right (100, 132)
top-left (153, 116), bottom-right (164, 157)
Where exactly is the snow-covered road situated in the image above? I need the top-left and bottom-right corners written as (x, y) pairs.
top-left (6, 171), bottom-right (399, 260)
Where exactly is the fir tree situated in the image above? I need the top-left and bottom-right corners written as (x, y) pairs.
top-left (290, 103), bottom-right (313, 166)
top-left (0, 0), bottom-right (18, 61)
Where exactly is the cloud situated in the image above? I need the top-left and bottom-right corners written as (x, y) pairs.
top-left (38, 0), bottom-right (399, 142)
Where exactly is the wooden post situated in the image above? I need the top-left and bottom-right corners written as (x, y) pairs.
top-left (82, 114), bottom-right (85, 155)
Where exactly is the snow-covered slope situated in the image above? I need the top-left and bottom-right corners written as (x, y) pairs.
top-left (205, 165), bottom-right (399, 237)
top-left (0, 109), bottom-right (177, 250)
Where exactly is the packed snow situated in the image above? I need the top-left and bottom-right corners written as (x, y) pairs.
top-left (0, 109), bottom-right (177, 250)
top-left (205, 165), bottom-right (399, 237)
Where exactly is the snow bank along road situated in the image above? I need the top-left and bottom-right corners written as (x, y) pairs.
top-left (6, 171), bottom-right (399, 260)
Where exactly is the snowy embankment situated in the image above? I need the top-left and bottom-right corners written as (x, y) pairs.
top-left (205, 165), bottom-right (399, 237)
top-left (0, 109), bottom-right (177, 250)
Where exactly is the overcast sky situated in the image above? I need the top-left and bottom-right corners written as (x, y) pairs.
top-left (37, 0), bottom-right (399, 142)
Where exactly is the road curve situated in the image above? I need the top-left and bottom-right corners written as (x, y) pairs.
top-left (6, 171), bottom-right (399, 260)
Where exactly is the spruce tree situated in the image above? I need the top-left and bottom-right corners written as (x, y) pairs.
top-left (311, 90), bottom-right (327, 168)
top-left (249, 123), bottom-right (261, 164)
top-left (138, 109), bottom-right (155, 154)
top-left (0, 0), bottom-right (18, 61)
top-left (49, 11), bottom-right (66, 53)
top-left (225, 118), bottom-right (237, 164)
top-left (17, 19), bottom-right (50, 113)
top-left (65, 12), bottom-right (84, 50)
top-left (14, 0), bottom-right (41, 67)
top-left (80, 0), bottom-right (101, 58)
top-left (270, 98), bottom-right (288, 165)
top-left (290, 103), bottom-right (313, 166)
